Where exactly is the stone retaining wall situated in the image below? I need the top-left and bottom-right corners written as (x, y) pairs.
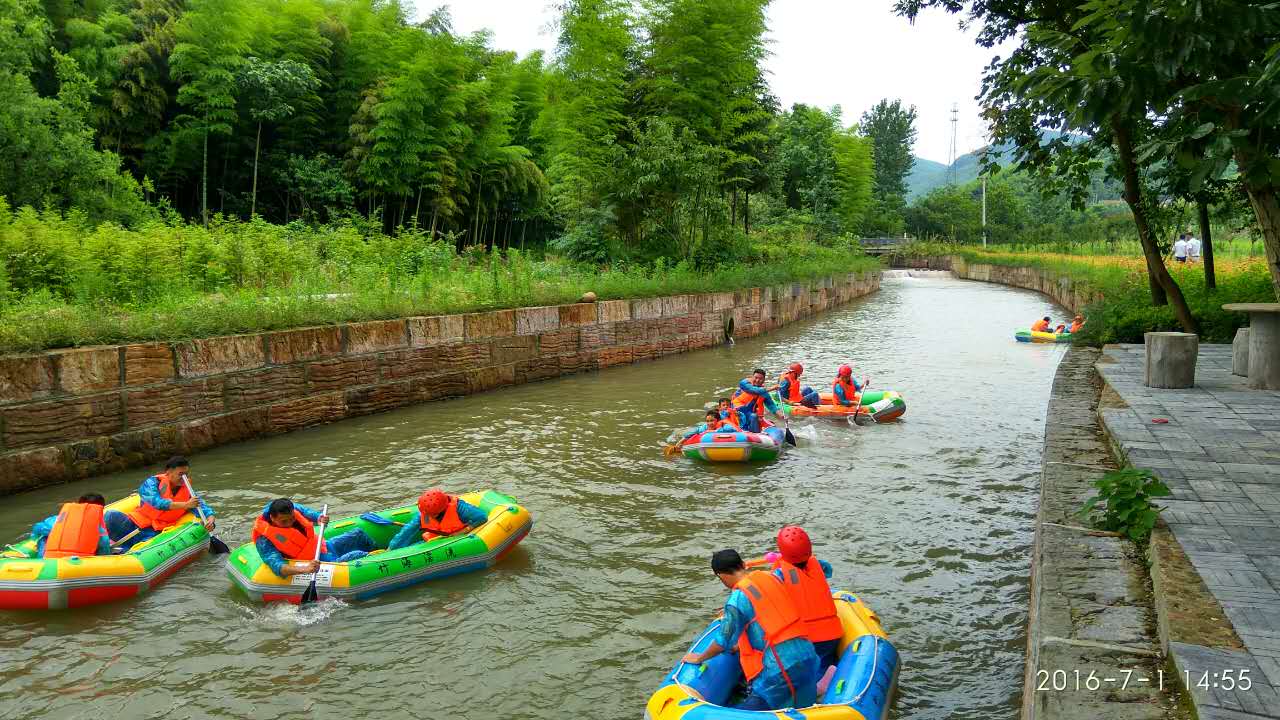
top-left (0, 272), bottom-right (881, 495)
top-left (891, 255), bottom-right (1101, 313)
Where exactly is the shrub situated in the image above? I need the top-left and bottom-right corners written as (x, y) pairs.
top-left (1079, 468), bottom-right (1170, 542)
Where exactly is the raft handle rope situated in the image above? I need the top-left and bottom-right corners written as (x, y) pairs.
top-left (850, 635), bottom-right (882, 703)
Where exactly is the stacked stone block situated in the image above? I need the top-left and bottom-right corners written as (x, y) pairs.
top-left (0, 272), bottom-right (880, 492)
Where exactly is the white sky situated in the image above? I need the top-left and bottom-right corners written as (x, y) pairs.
top-left (433, 0), bottom-right (1010, 164)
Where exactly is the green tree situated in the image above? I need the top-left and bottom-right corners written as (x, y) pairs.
top-left (170, 0), bottom-right (250, 226)
top-left (1066, 0), bottom-right (1280, 300)
top-left (772, 104), bottom-right (841, 233)
top-left (538, 0), bottom-right (632, 261)
top-left (831, 129), bottom-right (875, 234)
top-left (236, 56), bottom-right (319, 216)
top-left (896, 0), bottom-right (1199, 333)
top-left (860, 99), bottom-right (917, 197)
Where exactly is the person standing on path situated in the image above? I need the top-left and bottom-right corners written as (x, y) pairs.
top-left (1187, 233), bottom-right (1202, 264)
top-left (1173, 234), bottom-right (1189, 263)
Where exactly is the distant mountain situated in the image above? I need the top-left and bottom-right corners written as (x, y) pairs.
top-left (907, 143), bottom-right (1018, 200)
top-left (907, 131), bottom-right (1086, 199)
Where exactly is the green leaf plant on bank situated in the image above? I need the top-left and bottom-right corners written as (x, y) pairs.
top-left (1078, 468), bottom-right (1170, 542)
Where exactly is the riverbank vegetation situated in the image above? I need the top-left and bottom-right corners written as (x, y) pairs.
top-left (897, 0), bottom-right (1280, 330)
top-left (0, 0), bottom-right (914, 353)
top-left (897, 242), bottom-right (1273, 344)
top-left (0, 204), bottom-right (876, 353)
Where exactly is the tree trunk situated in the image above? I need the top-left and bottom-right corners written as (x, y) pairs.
top-left (1198, 199), bottom-right (1215, 291)
top-left (1113, 121), bottom-right (1199, 333)
top-left (744, 192), bottom-right (751, 234)
top-left (429, 206), bottom-right (439, 239)
top-left (731, 188), bottom-right (738, 227)
top-left (520, 220), bottom-right (527, 251)
top-left (201, 126), bottom-right (209, 228)
top-left (413, 187), bottom-right (423, 231)
top-left (1233, 144), bottom-right (1280, 301)
top-left (251, 121), bottom-right (262, 218)
top-left (219, 133), bottom-right (230, 214)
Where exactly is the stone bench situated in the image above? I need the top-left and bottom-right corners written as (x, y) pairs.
top-left (1234, 328), bottom-right (1250, 377)
top-left (1223, 303), bottom-right (1280, 390)
top-left (1145, 332), bottom-right (1199, 388)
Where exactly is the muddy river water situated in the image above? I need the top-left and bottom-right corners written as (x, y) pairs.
top-left (0, 272), bottom-right (1069, 720)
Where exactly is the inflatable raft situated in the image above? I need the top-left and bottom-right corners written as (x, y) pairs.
top-left (226, 490), bottom-right (531, 603)
top-left (681, 422), bottom-right (786, 463)
top-left (778, 390), bottom-right (907, 423)
top-left (1015, 329), bottom-right (1072, 344)
top-left (645, 591), bottom-right (898, 720)
top-left (0, 495), bottom-right (209, 611)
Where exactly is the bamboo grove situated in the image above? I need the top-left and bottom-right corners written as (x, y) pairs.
top-left (1, 0), bottom-right (914, 267)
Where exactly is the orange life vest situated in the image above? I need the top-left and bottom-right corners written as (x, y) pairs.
top-left (43, 503), bottom-right (106, 559)
top-left (124, 476), bottom-right (191, 531)
top-left (719, 408), bottom-right (742, 430)
top-left (734, 571), bottom-right (808, 682)
top-left (252, 510), bottom-right (323, 560)
top-left (1070, 320), bottom-right (1084, 333)
top-left (1031, 319), bottom-right (1050, 332)
top-left (775, 557), bottom-right (843, 643)
top-left (832, 377), bottom-right (858, 405)
top-left (421, 496), bottom-right (467, 541)
top-left (731, 381), bottom-right (766, 415)
top-left (778, 371), bottom-right (802, 403)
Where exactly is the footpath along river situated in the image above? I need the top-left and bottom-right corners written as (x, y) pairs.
top-left (0, 272), bottom-right (1070, 720)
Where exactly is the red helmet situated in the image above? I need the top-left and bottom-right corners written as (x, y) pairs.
top-left (789, 362), bottom-right (803, 376)
top-left (837, 364), bottom-right (853, 378)
top-left (418, 489), bottom-right (448, 517)
top-left (776, 525), bottom-right (812, 564)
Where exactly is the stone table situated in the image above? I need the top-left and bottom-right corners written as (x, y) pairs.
top-left (1223, 303), bottom-right (1280, 390)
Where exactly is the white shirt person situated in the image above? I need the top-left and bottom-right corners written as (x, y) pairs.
top-left (1173, 236), bottom-right (1189, 262)
top-left (1187, 235), bottom-right (1202, 262)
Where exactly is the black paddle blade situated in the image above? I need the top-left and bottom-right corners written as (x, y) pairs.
top-left (784, 429), bottom-right (798, 446)
top-left (208, 535), bottom-right (231, 555)
top-left (300, 580), bottom-right (318, 605)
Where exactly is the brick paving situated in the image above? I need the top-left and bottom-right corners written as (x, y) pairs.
top-left (1098, 344), bottom-right (1280, 719)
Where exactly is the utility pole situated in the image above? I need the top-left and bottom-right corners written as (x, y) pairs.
top-left (981, 175), bottom-right (988, 247)
top-left (947, 103), bottom-right (959, 186)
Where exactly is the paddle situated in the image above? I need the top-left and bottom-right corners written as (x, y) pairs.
top-left (110, 527), bottom-right (141, 550)
top-left (299, 504), bottom-right (328, 605)
top-left (782, 416), bottom-right (797, 446)
top-left (181, 474), bottom-right (230, 555)
top-left (851, 376), bottom-right (874, 427)
top-left (359, 512), bottom-right (406, 527)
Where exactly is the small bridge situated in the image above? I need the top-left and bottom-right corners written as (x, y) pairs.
top-left (859, 237), bottom-right (908, 256)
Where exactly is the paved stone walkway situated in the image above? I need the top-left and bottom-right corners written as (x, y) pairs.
top-left (1098, 344), bottom-right (1280, 719)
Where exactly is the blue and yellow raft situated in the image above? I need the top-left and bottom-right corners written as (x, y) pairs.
top-left (645, 591), bottom-right (898, 719)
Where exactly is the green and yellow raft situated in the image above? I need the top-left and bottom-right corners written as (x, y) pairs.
top-left (0, 494), bottom-right (209, 610)
top-left (225, 490), bottom-right (531, 603)
top-left (1015, 329), bottom-right (1072, 344)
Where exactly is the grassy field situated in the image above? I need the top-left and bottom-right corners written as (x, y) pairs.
top-left (0, 206), bottom-right (878, 354)
top-left (896, 242), bottom-right (1275, 344)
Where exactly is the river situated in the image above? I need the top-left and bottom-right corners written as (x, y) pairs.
top-left (0, 272), bottom-right (1069, 720)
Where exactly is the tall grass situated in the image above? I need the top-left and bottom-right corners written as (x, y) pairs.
top-left (895, 241), bottom-right (1274, 344)
top-left (0, 204), bottom-right (878, 353)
